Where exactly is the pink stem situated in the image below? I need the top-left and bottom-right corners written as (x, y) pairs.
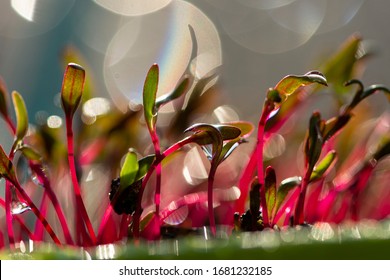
top-left (5, 181), bottom-right (15, 248)
top-left (235, 149), bottom-right (257, 213)
top-left (0, 198), bottom-right (37, 241)
top-left (257, 105), bottom-right (273, 226)
top-left (29, 162), bottom-right (74, 245)
top-left (208, 166), bottom-right (217, 236)
top-left (34, 191), bottom-right (49, 241)
top-left (65, 118), bottom-right (96, 245)
top-left (133, 137), bottom-right (192, 239)
top-left (12, 180), bottom-right (62, 245)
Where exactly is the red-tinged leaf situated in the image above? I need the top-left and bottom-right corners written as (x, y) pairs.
top-left (274, 71), bottom-right (328, 98)
top-left (61, 63), bottom-right (85, 119)
top-left (0, 77), bottom-right (9, 119)
top-left (310, 150), bottom-right (337, 182)
top-left (155, 75), bottom-right (190, 110)
top-left (11, 91), bottom-right (28, 143)
top-left (0, 145), bottom-right (18, 186)
top-left (305, 112), bottom-right (324, 171)
top-left (274, 176), bottom-right (302, 218)
top-left (143, 64), bottom-right (159, 133)
top-left (249, 177), bottom-right (260, 218)
top-left (264, 166), bottom-right (277, 222)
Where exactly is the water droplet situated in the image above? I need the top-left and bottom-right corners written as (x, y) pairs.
top-left (11, 201), bottom-right (31, 215)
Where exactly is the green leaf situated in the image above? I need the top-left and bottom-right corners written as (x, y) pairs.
top-left (143, 64), bottom-right (159, 132)
top-left (264, 166), bottom-right (277, 221)
top-left (0, 77), bottom-right (9, 119)
top-left (310, 150), bottom-right (337, 182)
top-left (305, 112), bottom-right (324, 172)
top-left (274, 176), bottom-right (301, 215)
top-left (119, 150), bottom-right (139, 191)
top-left (19, 145), bottom-right (42, 161)
top-left (320, 34), bottom-right (361, 96)
top-left (61, 63), bottom-right (85, 119)
top-left (135, 154), bottom-right (155, 181)
top-left (155, 76), bottom-right (190, 110)
top-left (274, 71), bottom-right (328, 98)
top-left (226, 121), bottom-right (255, 138)
top-left (12, 91), bottom-right (28, 143)
top-left (0, 145), bottom-right (18, 186)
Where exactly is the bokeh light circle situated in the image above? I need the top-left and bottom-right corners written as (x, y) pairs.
top-left (94, 0), bottom-right (172, 17)
top-left (104, 0), bottom-right (222, 111)
top-left (0, 0), bottom-right (75, 38)
top-left (210, 0), bottom-right (326, 54)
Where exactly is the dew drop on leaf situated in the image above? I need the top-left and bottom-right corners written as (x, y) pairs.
top-left (11, 201), bottom-right (31, 215)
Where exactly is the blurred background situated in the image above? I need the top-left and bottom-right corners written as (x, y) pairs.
top-left (0, 0), bottom-right (389, 131)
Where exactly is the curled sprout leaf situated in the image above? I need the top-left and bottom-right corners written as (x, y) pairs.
top-left (155, 75), bottom-right (190, 110)
top-left (274, 71), bottom-right (328, 98)
top-left (61, 63), bottom-right (85, 119)
top-left (143, 64), bottom-right (159, 133)
top-left (185, 123), bottom-right (223, 163)
top-left (12, 91), bottom-right (28, 143)
top-left (184, 123), bottom-right (241, 146)
top-left (310, 150), bottom-right (337, 182)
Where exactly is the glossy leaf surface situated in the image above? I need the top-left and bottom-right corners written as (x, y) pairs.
top-left (120, 150), bottom-right (138, 190)
top-left (143, 64), bottom-right (159, 132)
top-left (12, 91), bottom-right (28, 142)
top-left (264, 166), bottom-right (277, 221)
top-left (310, 150), bottom-right (337, 182)
top-left (274, 71), bottom-right (327, 98)
top-left (61, 63), bottom-right (85, 119)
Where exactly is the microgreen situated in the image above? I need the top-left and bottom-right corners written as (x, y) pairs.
top-left (0, 35), bottom-right (389, 253)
